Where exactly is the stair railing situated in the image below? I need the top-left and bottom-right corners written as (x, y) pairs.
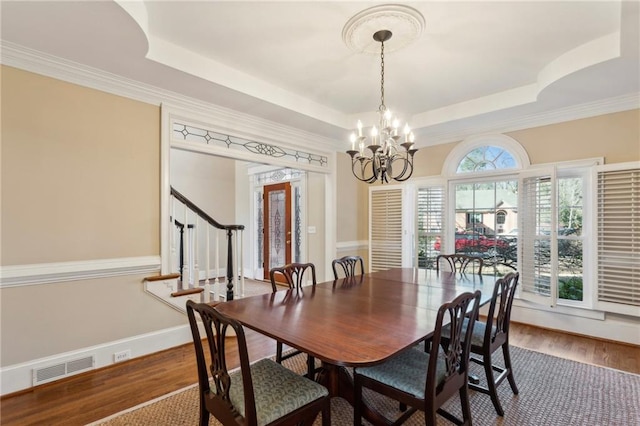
top-left (170, 187), bottom-right (245, 301)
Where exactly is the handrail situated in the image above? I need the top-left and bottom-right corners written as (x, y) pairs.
top-left (170, 187), bottom-right (245, 231)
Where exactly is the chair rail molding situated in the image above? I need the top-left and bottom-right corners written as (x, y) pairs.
top-left (0, 256), bottom-right (161, 288)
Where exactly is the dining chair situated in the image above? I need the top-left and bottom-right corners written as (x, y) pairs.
top-left (186, 300), bottom-right (330, 426)
top-left (270, 262), bottom-right (317, 292)
top-left (461, 272), bottom-right (520, 416)
top-left (331, 255), bottom-right (365, 279)
top-left (269, 262), bottom-right (318, 379)
top-left (436, 253), bottom-right (484, 275)
top-left (353, 290), bottom-right (482, 426)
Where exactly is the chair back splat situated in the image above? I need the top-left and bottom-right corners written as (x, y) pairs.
top-left (270, 262), bottom-right (316, 292)
top-left (353, 290), bottom-right (481, 426)
top-left (186, 300), bottom-right (330, 426)
top-left (331, 255), bottom-right (365, 279)
top-left (436, 254), bottom-right (483, 275)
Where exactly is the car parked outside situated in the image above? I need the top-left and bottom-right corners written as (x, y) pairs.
top-left (433, 231), bottom-right (509, 253)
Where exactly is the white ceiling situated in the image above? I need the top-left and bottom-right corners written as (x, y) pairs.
top-left (1, 1), bottom-right (639, 149)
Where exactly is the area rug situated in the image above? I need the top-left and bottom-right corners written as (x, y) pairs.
top-left (90, 346), bottom-right (639, 425)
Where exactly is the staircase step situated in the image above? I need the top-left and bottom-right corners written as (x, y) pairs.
top-left (144, 273), bottom-right (181, 282)
top-left (171, 287), bottom-right (204, 297)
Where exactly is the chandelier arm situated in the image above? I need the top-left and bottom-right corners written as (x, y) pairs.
top-left (389, 154), bottom-right (409, 180)
top-left (392, 152), bottom-right (417, 182)
top-left (351, 156), bottom-right (378, 184)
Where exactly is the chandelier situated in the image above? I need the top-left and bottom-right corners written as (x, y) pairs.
top-left (347, 30), bottom-right (418, 184)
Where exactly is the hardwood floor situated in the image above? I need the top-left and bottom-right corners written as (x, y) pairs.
top-left (1, 322), bottom-right (638, 426)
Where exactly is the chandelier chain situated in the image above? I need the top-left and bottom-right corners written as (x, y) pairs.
top-left (380, 40), bottom-right (385, 112)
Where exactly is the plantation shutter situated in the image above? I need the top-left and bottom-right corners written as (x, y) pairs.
top-left (596, 164), bottom-right (640, 316)
top-left (416, 186), bottom-right (445, 269)
top-left (519, 169), bottom-right (557, 307)
top-left (370, 187), bottom-right (403, 272)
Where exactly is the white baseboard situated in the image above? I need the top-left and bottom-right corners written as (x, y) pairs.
top-left (0, 324), bottom-right (193, 396)
top-left (511, 304), bottom-right (640, 346)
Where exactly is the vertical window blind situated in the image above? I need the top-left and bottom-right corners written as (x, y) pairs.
top-left (370, 188), bottom-right (403, 272)
top-left (520, 173), bottom-right (556, 306)
top-left (597, 167), bottom-right (640, 314)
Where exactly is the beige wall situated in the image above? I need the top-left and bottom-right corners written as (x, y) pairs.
top-left (335, 153), bottom-right (369, 242)
top-left (1, 274), bottom-right (184, 365)
top-left (1, 66), bottom-right (160, 265)
top-left (0, 66), bottom-right (185, 366)
top-left (170, 149), bottom-right (236, 224)
top-left (508, 109), bottom-right (640, 165)
top-left (307, 172), bottom-right (327, 281)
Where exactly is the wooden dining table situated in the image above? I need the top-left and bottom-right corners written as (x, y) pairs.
top-left (215, 267), bottom-right (498, 425)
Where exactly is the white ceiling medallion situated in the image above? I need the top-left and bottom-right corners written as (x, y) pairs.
top-left (342, 4), bottom-right (426, 54)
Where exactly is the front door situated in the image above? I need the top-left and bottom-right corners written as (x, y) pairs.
top-left (263, 182), bottom-right (292, 281)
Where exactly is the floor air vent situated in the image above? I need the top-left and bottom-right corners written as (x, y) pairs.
top-left (32, 355), bottom-right (95, 386)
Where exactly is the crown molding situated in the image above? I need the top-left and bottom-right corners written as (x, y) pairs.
top-left (0, 41), bottom-right (342, 151)
top-left (420, 93), bottom-right (640, 146)
top-left (2, 41), bottom-right (637, 151)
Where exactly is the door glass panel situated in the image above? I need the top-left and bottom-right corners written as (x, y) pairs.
top-left (269, 189), bottom-right (286, 270)
top-left (257, 190), bottom-right (263, 267)
top-left (294, 186), bottom-right (301, 263)
top-left (558, 176), bottom-right (584, 301)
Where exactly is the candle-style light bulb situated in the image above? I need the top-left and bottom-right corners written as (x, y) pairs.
top-left (357, 120), bottom-right (363, 137)
top-left (392, 119), bottom-right (399, 136)
top-left (404, 123), bottom-right (411, 142)
top-left (385, 109), bottom-right (392, 125)
top-left (350, 132), bottom-right (356, 151)
top-left (371, 126), bottom-right (378, 145)
top-left (409, 132), bottom-right (415, 143)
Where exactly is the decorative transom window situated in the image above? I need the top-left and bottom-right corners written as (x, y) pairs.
top-left (456, 146), bottom-right (517, 173)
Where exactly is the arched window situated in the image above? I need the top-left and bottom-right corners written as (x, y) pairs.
top-left (443, 134), bottom-right (530, 177)
top-left (496, 210), bottom-right (507, 225)
top-left (439, 135), bottom-right (528, 275)
top-left (456, 146), bottom-right (517, 173)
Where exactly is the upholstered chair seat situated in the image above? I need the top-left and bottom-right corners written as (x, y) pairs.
top-left (227, 358), bottom-right (329, 426)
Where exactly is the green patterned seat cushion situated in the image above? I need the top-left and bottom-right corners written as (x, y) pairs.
top-left (226, 358), bottom-right (328, 426)
top-left (355, 348), bottom-right (447, 399)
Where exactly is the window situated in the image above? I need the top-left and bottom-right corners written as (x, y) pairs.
top-left (442, 134), bottom-right (598, 311)
top-left (454, 180), bottom-right (518, 274)
top-left (456, 146), bottom-right (517, 173)
top-left (557, 176), bottom-right (584, 302)
top-left (519, 167), bottom-right (590, 307)
top-left (411, 134), bottom-right (637, 317)
top-left (417, 186), bottom-right (444, 269)
top-left (497, 211), bottom-right (506, 224)
top-left (466, 212), bottom-right (483, 224)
